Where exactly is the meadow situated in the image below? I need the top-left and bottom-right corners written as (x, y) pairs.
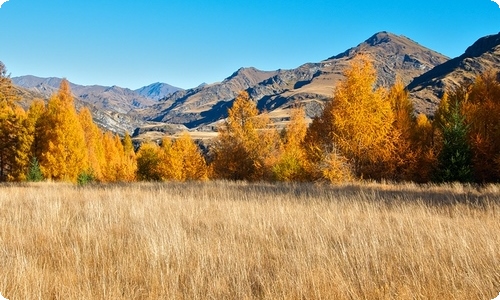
top-left (0, 181), bottom-right (498, 299)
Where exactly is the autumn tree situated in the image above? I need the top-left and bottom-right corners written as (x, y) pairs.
top-left (330, 55), bottom-right (393, 179)
top-left (211, 91), bottom-right (280, 181)
top-left (273, 106), bottom-right (308, 181)
top-left (462, 70), bottom-right (500, 182)
top-left (120, 132), bottom-right (137, 182)
top-left (155, 133), bottom-right (207, 181)
top-left (303, 98), bottom-right (352, 182)
top-left (410, 113), bottom-right (436, 182)
top-left (0, 62), bottom-right (33, 181)
top-left (79, 107), bottom-right (105, 181)
top-left (38, 79), bottom-right (88, 182)
top-left (26, 99), bottom-right (46, 162)
top-left (385, 79), bottom-right (418, 181)
top-left (172, 132), bottom-right (208, 181)
top-left (136, 142), bottom-right (162, 181)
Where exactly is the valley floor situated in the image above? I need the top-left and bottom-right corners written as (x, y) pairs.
top-left (0, 181), bottom-right (499, 299)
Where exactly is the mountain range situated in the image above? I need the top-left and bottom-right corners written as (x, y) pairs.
top-left (10, 31), bottom-right (500, 139)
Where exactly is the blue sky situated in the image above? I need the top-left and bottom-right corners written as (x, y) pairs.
top-left (0, 1), bottom-right (499, 89)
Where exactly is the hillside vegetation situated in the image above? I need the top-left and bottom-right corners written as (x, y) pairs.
top-left (0, 181), bottom-right (498, 299)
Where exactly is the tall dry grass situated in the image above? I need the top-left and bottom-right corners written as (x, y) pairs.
top-left (0, 181), bottom-right (498, 299)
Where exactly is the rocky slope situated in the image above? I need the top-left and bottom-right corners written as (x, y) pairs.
top-left (407, 32), bottom-right (500, 114)
top-left (12, 82), bottom-right (149, 135)
top-left (138, 31), bottom-right (449, 129)
top-left (12, 76), bottom-right (158, 114)
top-left (137, 67), bottom-right (279, 127)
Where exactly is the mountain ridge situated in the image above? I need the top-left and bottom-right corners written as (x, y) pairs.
top-left (407, 32), bottom-right (500, 109)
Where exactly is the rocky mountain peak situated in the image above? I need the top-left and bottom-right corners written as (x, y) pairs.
top-left (364, 31), bottom-right (393, 46)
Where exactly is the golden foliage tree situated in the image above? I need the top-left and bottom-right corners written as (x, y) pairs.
top-left (211, 91), bottom-right (279, 181)
top-left (26, 99), bottom-right (46, 162)
top-left (410, 114), bottom-right (436, 182)
top-left (0, 62), bottom-right (33, 181)
top-left (136, 142), bottom-right (162, 181)
top-left (171, 132), bottom-right (208, 181)
top-left (462, 70), bottom-right (500, 182)
top-left (385, 79), bottom-right (418, 181)
top-left (330, 55), bottom-right (393, 179)
top-left (303, 99), bottom-right (351, 182)
top-left (120, 132), bottom-right (138, 182)
top-left (156, 133), bottom-right (207, 181)
top-left (79, 107), bottom-right (105, 181)
top-left (273, 106), bottom-right (308, 181)
top-left (38, 79), bottom-right (88, 182)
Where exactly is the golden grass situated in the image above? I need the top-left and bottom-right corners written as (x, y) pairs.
top-left (0, 181), bottom-right (499, 299)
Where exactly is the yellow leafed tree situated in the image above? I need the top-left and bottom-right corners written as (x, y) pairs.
top-left (211, 91), bottom-right (280, 181)
top-left (79, 107), bottom-right (105, 181)
top-left (331, 54), bottom-right (393, 179)
top-left (39, 79), bottom-right (88, 182)
top-left (273, 106), bottom-right (308, 181)
top-left (462, 70), bottom-right (500, 181)
top-left (120, 132), bottom-right (137, 182)
top-left (172, 132), bottom-right (208, 181)
top-left (0, 62), bottom-right (34, 181)
top-left (384, 79), bottom-right (418, 181)
top-left (136, 141), bottom-right (162, 181)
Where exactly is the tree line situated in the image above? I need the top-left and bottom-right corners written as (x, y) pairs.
top-left (1, 56), bottom-right (499, 184)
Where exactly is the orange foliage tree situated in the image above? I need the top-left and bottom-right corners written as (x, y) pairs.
top-left (273, 106), bottom-right (308, 181)
top-left (79, 107), bottom-right (105, 180)
top-left (38, 80), bottom-right (88, 182)
top-left (211, 91), bottom-right (280, 181)
top-left (462, 70), bottom-right (500, 182)
top-left (330, 55), bottom-right (393, 179)
top-left (0, 62), bottom-right (32, 181)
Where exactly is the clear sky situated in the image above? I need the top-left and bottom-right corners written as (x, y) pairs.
top-left (0, 0), bottom-right (499, 89)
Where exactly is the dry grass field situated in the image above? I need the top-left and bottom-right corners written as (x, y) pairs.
top-left (0, 181), bottom-right (498, 299)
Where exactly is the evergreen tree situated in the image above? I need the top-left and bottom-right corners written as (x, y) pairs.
top-left (26, 156), bottom-right (43, 182)
top-left (435, 99), bottom-right (473, 183)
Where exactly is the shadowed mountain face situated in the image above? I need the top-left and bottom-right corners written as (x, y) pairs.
top-left (138, 32), bottom-right (449, 129)
top-left (407, 32), bottom-right (500, 114)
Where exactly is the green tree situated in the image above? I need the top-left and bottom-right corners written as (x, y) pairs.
top-left (434, 96), bottom-right (473, 183)
top-left (26, 156), bottom-right (43, 182)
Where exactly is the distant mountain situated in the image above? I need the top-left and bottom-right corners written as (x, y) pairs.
top-left (135, 82), bottom-right (183, 101)
top-left (407, 32), bottom-right (500, 114)
top-left (12, 76), bottom-right (157, 114)
top-left (136, 67), bottom-right (279, 127)
top-left (138, 31), bottom-right (449, 129)
top-left (10, 82), bottom-right (150, 135)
